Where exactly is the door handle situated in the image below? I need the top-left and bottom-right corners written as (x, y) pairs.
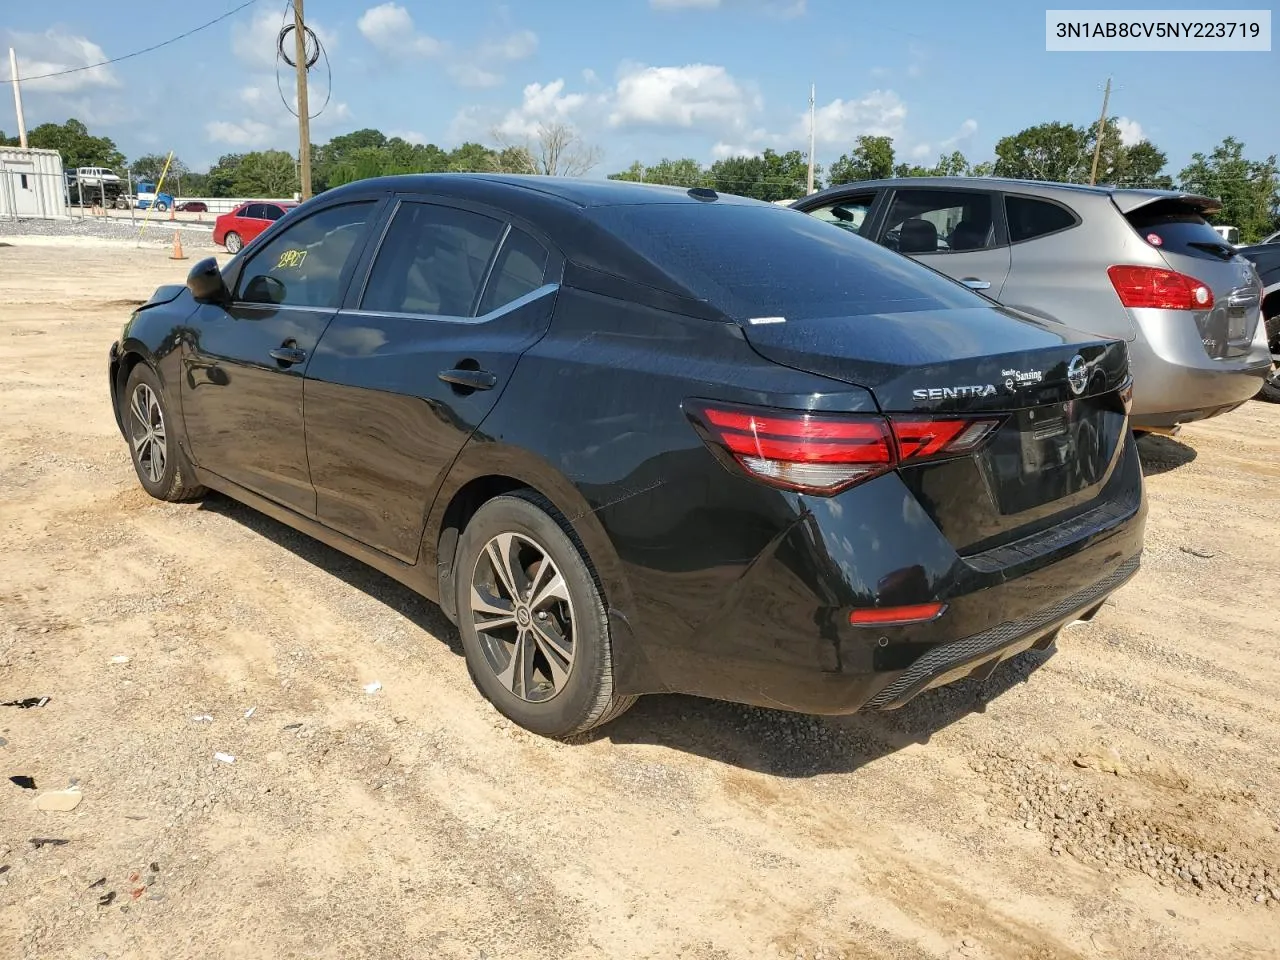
top-left (961, 277), bottom-right (991, 290)
top-left (270, 345), bottom-right (307, 365)
top-left (439, 368), bottom-right (498, 391)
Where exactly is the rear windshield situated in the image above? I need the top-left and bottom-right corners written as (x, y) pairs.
top-left (587, 202), bottom-right (984, 320)
top-left (1126, 205), bottom-right (1236, 262)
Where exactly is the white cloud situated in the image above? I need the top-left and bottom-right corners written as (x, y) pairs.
top-left (609, 63), bottom-right (760, 132)
top-left (205, 119), bottom-right (277, 148)
top-left (1, 29), bottom-right (119, 93)
top-left (909, 142), bottom-right (931, 159)
top-left (711, 141), bottom-right (761, 159)
top-left (357, 3), bottom-right (443, 58)
top-left (492, 79), bottom-right (595, 140)
top-left (941, 118), bottom-right (978, 150)
top-left (582, 68), bottom-right (599, 84)
top-left (389, 130), bottom-right (428, 145)
top-left (449, 63), bottom-right (504, 88)
top-left (801, 90), bottom-right (907, 146)
top-left (479, 29), bottom-right (538, 61)
top-left (1115, 116), bottom-right (1144, 147)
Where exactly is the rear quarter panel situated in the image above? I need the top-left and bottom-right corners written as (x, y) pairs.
top-left (1000, 192), bottom-right (1161, 343)
top-left (439, 287), bottom-right (883, 694)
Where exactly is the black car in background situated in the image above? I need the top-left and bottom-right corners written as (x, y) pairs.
top-left (1235, 239), bottom-right (1280, 401)
top-left (107, 175), bottom-right (1146, 739)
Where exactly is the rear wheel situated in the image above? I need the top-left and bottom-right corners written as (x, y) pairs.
top-left (454, 491), bottom-right (637, 738)
top-left (123, 364), bottom-right (206, 502)
top-left (224, 231), bottom-right (242, 253)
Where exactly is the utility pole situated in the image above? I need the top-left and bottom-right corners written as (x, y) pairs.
top-left (806, 83), bottom-right (816, 195)
top-left (1089, 76), bottom-right (1111, 186)
top-left (9, 48), bottom-right (28, 149)
top-left (293, 0), bottom-right (312, 200)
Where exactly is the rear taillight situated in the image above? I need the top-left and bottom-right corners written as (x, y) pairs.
top-left (1108, 264), bottom-right (1214, 310)
top-left (686, 401), bottom-right (1003, 495)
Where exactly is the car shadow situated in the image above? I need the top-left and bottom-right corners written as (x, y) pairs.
top-left (195, 492), bottom-right (1054, 777)
top-left (1136, 433), bottom-right (1197, 476)
top-left (195, 493), bottom-right (463, 655)
top-left (592, 645), bottom-right (1057, 777)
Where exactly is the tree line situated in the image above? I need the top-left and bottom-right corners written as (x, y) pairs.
top-left (3, 115), bottom-right (1277, 242)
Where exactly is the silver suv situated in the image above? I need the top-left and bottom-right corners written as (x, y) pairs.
top-left (791, 178), bottom-right (1272, 431)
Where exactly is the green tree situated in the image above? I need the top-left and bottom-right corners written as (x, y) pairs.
top-left (205, 154), bottom-right (246, 197)
top-left (993, 122), bottom-right (1091, 182)
top-left (710, 149), bottom-right (813, 201)
top-left (22, 118), bottom-right (125, 171)
top-left (1179, 137), bottom-right (1280, 243)
top-left (609, 157), bottom-right (708, 188)
top-left (233, 150), bottom-right (299, 197)
top-left (827, 135), bottom-right (895, 186)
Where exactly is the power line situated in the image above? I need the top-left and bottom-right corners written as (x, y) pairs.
top-left (9, 0), bottom-right (261, 84)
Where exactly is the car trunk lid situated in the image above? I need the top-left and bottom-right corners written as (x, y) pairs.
top-left (739, 306), bottom-right (1134, 552)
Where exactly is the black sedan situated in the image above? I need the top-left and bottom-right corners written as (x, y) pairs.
top-left (108, 175), bottom-right (1146, 739)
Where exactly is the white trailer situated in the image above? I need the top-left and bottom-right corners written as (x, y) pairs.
top-left (0, 146), bottom-right (68, 219)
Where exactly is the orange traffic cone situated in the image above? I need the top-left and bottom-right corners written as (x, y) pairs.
top-left (169, 203), bottom-right (175, 222)
top-left (170, 230), bottom-right (187, 260)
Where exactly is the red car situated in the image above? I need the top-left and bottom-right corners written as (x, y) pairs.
top-left (212, 200), bottom-right (297, 253)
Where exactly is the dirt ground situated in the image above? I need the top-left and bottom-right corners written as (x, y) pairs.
top-left (2, 236), bottom-right (1279, 960)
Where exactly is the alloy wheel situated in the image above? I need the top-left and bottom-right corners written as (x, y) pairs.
top-left (129, 383), bottom-right (167, 485)
top-left (469, 531), bottom-right (576, 703)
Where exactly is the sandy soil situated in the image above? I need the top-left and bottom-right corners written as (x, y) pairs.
top-left (2, 238), bottom-right (1279, 960)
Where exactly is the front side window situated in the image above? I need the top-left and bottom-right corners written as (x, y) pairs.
top-left (881, 189), bottom-right (998, 254)
top-left (804, 193), bottom-right (876, 235)
top-left (236, 201), bottom-right (376, 308)
top-left (263, 204), bottom-right (287, 221)
top-left (361, 202), bottom-right (505, 316)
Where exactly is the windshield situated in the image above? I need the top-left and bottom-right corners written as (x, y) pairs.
top-left (587, 202), bottom-right (986, 320)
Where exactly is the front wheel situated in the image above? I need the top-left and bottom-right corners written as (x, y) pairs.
top-left (155, 200), bottom-right (168, 212)
top-left (454, 491), bottom-right (637, 738)
top-left (224, 231), bottom-right (242, 253)
top-left (123, 364), bottom-right (206, 502)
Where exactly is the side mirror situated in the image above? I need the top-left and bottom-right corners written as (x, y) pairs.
top-left (187, 257), bottom-right (229, 304)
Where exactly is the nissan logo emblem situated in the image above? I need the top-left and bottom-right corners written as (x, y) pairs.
top-left (1066, 355), bottom-right (1088, 396)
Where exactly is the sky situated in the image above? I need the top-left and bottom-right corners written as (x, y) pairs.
top-left (2, 0), bottom-right (1277, 177)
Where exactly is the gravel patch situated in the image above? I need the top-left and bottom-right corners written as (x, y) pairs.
top-left (0, 216), bottom-right (215, 245)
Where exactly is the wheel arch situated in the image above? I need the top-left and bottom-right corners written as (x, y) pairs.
top-left (425, 443), bottom-right (634, 628)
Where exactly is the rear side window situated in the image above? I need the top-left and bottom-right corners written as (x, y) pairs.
top-left (478, 227), bottom-right (548, 314)
top-left (244, 203), bottom-right (265, 220)
top-left (361, 202), bottom-right (504, 316)
top-left (587, 203), bottom-right (983, 320)
top-left (1126, 202), bottom-right (1236, 261)
top-left (1005, 196), bottom-right (1078, 243)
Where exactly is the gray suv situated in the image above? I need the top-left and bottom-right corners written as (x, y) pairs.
top-left (791, 178), bottom-right (1272, 431)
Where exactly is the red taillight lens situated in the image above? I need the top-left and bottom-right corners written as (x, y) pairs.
top-left (1108, 264), bottom-right (1214, 311)
top-left (687, 401), bottom-right (1003, 495)
top-left (849, 602), bottom-right (946, 627)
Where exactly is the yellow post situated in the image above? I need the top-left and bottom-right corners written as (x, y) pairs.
top-left (136, 150), bottom-right (175, 244)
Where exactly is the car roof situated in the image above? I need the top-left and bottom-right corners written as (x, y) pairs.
top-left (320, 173), bottom-right (768, 209)
top-left (804, 177), bottom-right (1221, 216)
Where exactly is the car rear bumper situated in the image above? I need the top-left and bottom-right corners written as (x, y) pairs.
top-left (628, 440), bottom-right (1147, 715)
top-left (1128, 307), bottom-right (1270, 426)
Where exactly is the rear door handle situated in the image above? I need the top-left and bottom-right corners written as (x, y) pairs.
top-left (270, 346), bottom-right (307, 365)
top-left (439, 368), bottom-right (498, 391)
top-left (961, 277), bottom-right (991, 290)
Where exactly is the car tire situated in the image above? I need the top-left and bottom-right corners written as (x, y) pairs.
top-left (122, 363), bottom-right (207, 502)
top-left (224, 232), bottom-right (242, 253)
top-left (1258, 368), bottom-right (1280, 403)
top-left (454, 491), bottom-right (637, 739)
top-left (155, 201), bottom-right (168, 212)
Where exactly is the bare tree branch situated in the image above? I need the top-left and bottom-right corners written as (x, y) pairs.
top-left (490, 121), bottom-right (602, 177)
